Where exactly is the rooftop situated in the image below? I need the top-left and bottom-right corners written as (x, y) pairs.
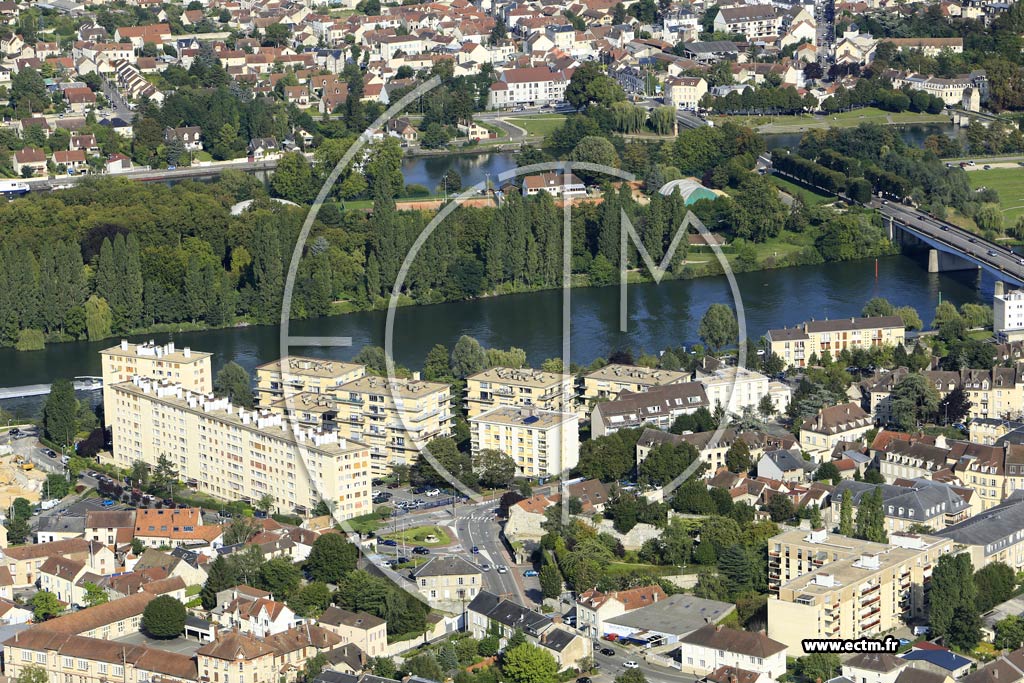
top-left (256, 355), bottom-right (364, 380)
top-left (471, 406), bottom-right (577, 429)
top-left (102, 339), bottom-right (210, 364)
top-left (584, 363), bottom-right (689, 386)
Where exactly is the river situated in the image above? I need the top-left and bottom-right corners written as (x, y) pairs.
top-left (0, 254), bottom-right (991, 417)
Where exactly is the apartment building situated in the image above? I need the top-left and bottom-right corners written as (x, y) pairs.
top-left (830, 480), bottom-right (971, 533)
top-left (636, 428), bottom-right (788, 476)
top-left (107, 376), bottom-right (371, 519)
top-left (885, 37), bottom-right (963, 56)
top-left (995, 288), bottom-right (1024, 341)
top-left (4, 631), bottom-right (197, 683)
top-left (875, 434), bottom-right (953, 482)
top-left (767, 533), bottom-right (954, 652)
top-left (713, 5), bottom-right (784, 40)
top-left (255, 356), bottom-right (365, 407)
top-left (196, 626), bottom-right (342, 683)
top-left (100, 339), bottom-right (212, 428)
top-left (869, 366), bottom-right (1024, 423)
top-left (318, 606), bottom-right (388, 658)
top-left (333, 374), bottom-right (452, 476)
top-left (487, 66), bottom-right (569, 109)
top-left (591, 382), bottom-right (710, 437)
top-left (891, 70), bottom-right (989, 106)
top-left (464, 367), bottom-right (575, 418)
top-left (582, 364), bottom-right (689, 403)
top-left (696, 366), bottom-right (791, 417)
top-left (937, 490), bottom-right (1024, 569)
top-left (953, 440), bottom-right (1024, 510)
top-left (664, 76), bottom-right (708, 110)
top-left (799, 402), bottom-right (873, 459)
top-left (766, 316), bottom-right (906, 369)
top-left (469, 406), bottom-right (579, 477)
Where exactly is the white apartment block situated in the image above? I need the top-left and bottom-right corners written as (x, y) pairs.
top-left (995, 288), bottom-right (1024, 342)
top-left (107, 376), bottom-right (372, 518)
top-left (470, 406), bottom-right (579, 478)
top-left (697, 366), bottom-right (791, 417)
top-left (101, 340), bottom-right (213, 430)
top-left (487, 66), bottom-right (569, 110)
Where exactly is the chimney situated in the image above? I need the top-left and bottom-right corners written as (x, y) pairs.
top-left (120, 339), bottom-right (129, 350)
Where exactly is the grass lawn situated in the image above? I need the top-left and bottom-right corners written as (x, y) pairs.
top-left (382, 524), bottom-right (452, 547)
top-left (714, 107), bottom-right (947, 131)
top-left (346, 509), bottom-right (389, 534)
top-left (769, 175), bottom-right (835, 207)
top-left (968, 167), bottom-right (1024, 225)
top-left (193, 151), bottom-right (213, 162)
top-left (502, 114), bottom-right (566, 136)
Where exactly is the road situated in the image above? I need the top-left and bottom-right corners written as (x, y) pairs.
top-left (27, 156), bottom-right (283, 192)
top-left (875, 200), bottom-right (1024, 285)
top-left (454, 498), bottom-right (531, 603)
top-left (593, 644), bottom-right (699, 683)
top-left (99, 77), bottom-right (134, 122)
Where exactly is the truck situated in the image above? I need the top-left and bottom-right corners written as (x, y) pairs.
top-left (40, 499), bottom-right (58, 511)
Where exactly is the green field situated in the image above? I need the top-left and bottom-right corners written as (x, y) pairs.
top-left (769, 175), bottom-right (835, 207)
top-left (714, 107), bottom-right (948, 132)
top-left (382, 524), bottom-right (452, 547)
top-left (503, 114), bottom-right (566, 136)
top-left (968, 167), bottom-right (1024, 225)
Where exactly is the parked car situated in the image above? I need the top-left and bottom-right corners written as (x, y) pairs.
top-left (577, 678), bottom-right (592, 683)
top-left (600, 648), bottom-right (615, 657)
top-left (425, 488), bottom-right (441, 497)
top-left (523, 569), bottom-right (539, 577)
top-left (471, 546), bottom-right (480, 553)
top-left (387, 482), bottom-right (401, 489)
top-left (395, 556), bottom-right (410, 564)
top-left (43, 448), bottom-right (56, 458)
top-left (101, 499), bottom-right (115, 507)
top-left (412, 486), bottom-right (428, 494)
top-left (380, 539), bottom-right (398, 547)
top-left (412, 546), bottom-right (430, 555)
top-left (624, 662), bottom-right (639, 670)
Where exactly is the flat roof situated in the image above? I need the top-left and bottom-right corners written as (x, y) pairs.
top-left (467, 367), bottom-right (572, 388)
top-left (256, 356), bottom-right (364, 379)
top-left (101, 340), bottom-right (211, 364)
top-left (584, 363), bottom-right (689, 386)
top-left (471, 406), bottom-right (577, 429)
top-left (338, 374), bottom-right (449, 399)
top-left (606, 594), bottom-right (735, 635)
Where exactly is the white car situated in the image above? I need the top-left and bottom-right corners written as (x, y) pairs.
top-left (496, 565), bottom-right (508, 574)
top-left (623, 662), bottom-right (639, 670)
top-left (425, 488), bottom-right (441, 497)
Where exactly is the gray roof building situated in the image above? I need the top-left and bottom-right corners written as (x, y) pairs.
top-left (605, 594), bottom-right (735, 639)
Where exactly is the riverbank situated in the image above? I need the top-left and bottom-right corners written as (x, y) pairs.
top-left (714, 107), bottom-right (951, 133)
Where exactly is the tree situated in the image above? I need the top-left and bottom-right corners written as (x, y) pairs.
top-left (839, 488), bottom-right (853, 538)
top-left (930, 553), bottom-right (978, 648)
top-left (890, 373), bottom-right (940, 431)
top-left (539, 562), bottom-right (562, 599)
top-left (259, 557), bottom-right (302, 600)
top-left (256, 493), bottom-right (275, 514)
top-left (306, 534), bottom-right (359, 584)
top-left (143, 596), bottom-right (187, 638)
top-left (766, 493), bottom-right (794, 522)
top-left (564, 62), bottom-right (625, 110)
top-left (10, 68), bottom-right (48, 112)
top-left (83, 582), bottom-right (109, 607)
top-left (640, 442), bottom-right (702, 487)
top-left (31, 591), bottom-right (62, 621)
top-left (84, 295), bottom-right (112, 341)
top-left (17, 667), bottom-right (48, 683)
top-left (473, 449), bottom-right (517, 488)
top-left (214, 361), bottom-right (254, 408)
top-left (5, 516), bottom-right (30, 545)
top-left (799, 653), bottom-right (841, 682)
top-left (725, 440), bottom-right (751, 474)
top-left (698, 304), bottom-right (738, 353)
top-left (223, 516), bottom-right (261, 546)
top-left (975, 562), bottom-right (1016, 613)
top-left (272, 152), bottom-right (315, 203)
top-left (569, 136), bottom-right (619, 170)
top-left (152, 454), bottom-right (179, 498)
top-left (451, 335), bottom-right (487, 377)
top-left (201, 555), bottom-right (238, 609)
top-left (813, 462), bottom-right (841, 485)
top-left (43, 378), bottom-right (78, 446)
top-left (45, 474), bottom-right (70, 499)
top-left (501, 643), bottom-right (559, 683)
top-left (423, 344), bottom-right (451, 381)
top-left (289, 582), bottom-right (332, 618)
top-left (615, 671), bottom-right (647, 683)
top-left (996, 615), bottom-right (1024, 650)
top-left (854, 487), bottom-right (887, 543)
top-left (938, 387), bottom-right (971, 425)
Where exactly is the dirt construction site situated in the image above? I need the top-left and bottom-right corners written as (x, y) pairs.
top-left (0, 445), bottom-right (46, 507)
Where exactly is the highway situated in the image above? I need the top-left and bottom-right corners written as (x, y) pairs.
top-left (875, 200), bottom-right (1024, 285)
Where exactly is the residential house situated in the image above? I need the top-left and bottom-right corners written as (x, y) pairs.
top-left (757, 450), bottom-right (817, 482)
top-left (521, 172), bottom-right (587, 198)
top-left (319, 606), bottom-right (388, 658)
top-left (85, 509), bottom-right (136, 548)
top-left (664, 76), bottom-right (708, 110)
top-left (53, 149), bottom-right (87, 172)
top-left (592, 382), bottom-right (710, 437)
top-left (164, 126), bottom-right (204, 151)
top-left (13, 146), bottom-right (46, 176)
top-left (677, 625), bottom-right (787, 679)
top-left (799, 402), bottom-right (873, 460)
top-left (411, 556), bottom-right (482, 607)
top-left (133, 508), bottom-right (217, 549)
top-left (576, 585), bottom-right (667, 640)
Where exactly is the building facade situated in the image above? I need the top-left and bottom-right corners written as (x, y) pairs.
top-left (766, 316), bottom-right (906, 369)
top-left (469, 406), bottom-right (579, 477)
top-left (465, 368), bottom-right (575, 418)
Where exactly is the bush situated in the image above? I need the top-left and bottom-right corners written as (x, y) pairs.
top-left (15, 329), bottom-right (45, 351)
top-left (142, 595), bottom-right (186, 638)
top-left (405, 183), bottom-right (430, 197)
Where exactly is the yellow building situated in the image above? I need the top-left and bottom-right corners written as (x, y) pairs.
top-left (766, 316), bottom-right (906, 369)
top-left (767, 532), bottom-right (954, 653)
top-left (469, 406), bottom-right (579, 477)
top-left (581, 364), bottom-right (689, 403)
top-left (464, 367), bottom-right (575, 418)
top-left (100, 339), bottom-right (212, 428)
top-left (799, 402), bottom-right (873, 460)
top-left (255, 356), bottom-right (365, 407)
top-left (333, 374), bottom-right (452, 476)
top-left (107, 376), bottom-right (371, 518)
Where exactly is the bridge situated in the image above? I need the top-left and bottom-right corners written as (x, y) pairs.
top-left (675, 110), bottom-right (709, 130)
top-left (876, 200), bottom-right (1024, 290)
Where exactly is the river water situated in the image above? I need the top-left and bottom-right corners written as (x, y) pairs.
top-left (0, 122), bottom-right (979, 417)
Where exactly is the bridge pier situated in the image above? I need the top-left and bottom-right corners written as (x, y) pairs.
top-left (996, 281), bottom-right (1005, 297)
top-left (928, 248), bottom-right (978, 274)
